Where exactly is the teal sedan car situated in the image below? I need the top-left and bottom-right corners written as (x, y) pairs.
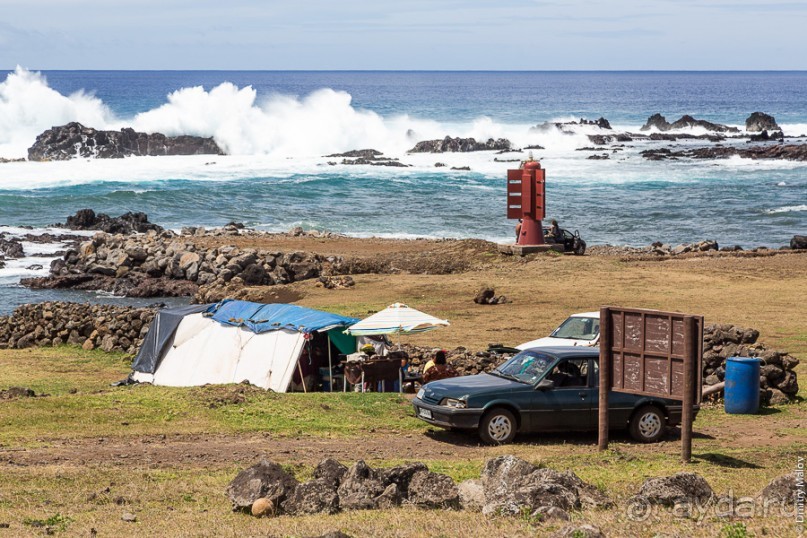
top-left (412, 347), bottom-right (694, 444)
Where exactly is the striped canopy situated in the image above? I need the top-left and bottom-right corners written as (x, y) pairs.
top-left (344, 303), bottom-right (450, 336)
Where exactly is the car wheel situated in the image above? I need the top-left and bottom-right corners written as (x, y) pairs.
top-left (574, 240), bottom-right (586, 256)
top-left (479, 408), bottom-right (517, 444)
top-left (629, 405), bottom-right (666, 443)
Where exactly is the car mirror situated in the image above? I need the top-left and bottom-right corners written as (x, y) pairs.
top-left (535, 379), bottom-right (554, 391)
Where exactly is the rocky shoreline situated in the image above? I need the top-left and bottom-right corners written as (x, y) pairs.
top-left (6, 210), bottom-right (805, 305)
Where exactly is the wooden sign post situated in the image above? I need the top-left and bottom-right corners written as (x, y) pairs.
top-left (598, 306), bottom-right (703, 462)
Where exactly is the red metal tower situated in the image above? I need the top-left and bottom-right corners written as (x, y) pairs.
top-left (507, 160), bottom-right (546, 245)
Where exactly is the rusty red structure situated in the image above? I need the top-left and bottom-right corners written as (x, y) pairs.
top-left (507, 160), bottom-right (546, 245)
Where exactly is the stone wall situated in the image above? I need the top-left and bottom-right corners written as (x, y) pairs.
top-left (702, 323), bottom-right (799, 402)
top-left (23, 230), bottom-right (339, 303)
top-left (0, 302), bottom-right (156, 354)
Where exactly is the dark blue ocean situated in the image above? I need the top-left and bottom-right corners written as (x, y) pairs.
top-left (0, 70), bottom-right (805, 312)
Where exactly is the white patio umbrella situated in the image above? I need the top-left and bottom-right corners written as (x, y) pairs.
top-left (343, 303), bottom-right (450, 393)
top-left (344, 303), bottom-right (450, 336)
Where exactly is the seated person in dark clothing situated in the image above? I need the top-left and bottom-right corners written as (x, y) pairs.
top-left (546, 361), bottom-right (586, 388)
top-left (550, 219), bottom-right (563, 243)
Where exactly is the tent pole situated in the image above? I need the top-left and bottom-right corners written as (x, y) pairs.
top-left (297, 347), bottom-right (308, 394)
top-left (327, 333), bottom-right (333, 393)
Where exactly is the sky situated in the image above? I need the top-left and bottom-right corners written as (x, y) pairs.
top-left (1, 0), bottom-right (806, 70)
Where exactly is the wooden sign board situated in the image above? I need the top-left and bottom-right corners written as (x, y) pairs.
top-left (598, 306), bottom-right (703, 463)
top-left (606, 308), bottom-right (703, 402)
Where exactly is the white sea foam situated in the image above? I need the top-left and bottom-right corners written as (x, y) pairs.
top-left (764, 204), bottom-right (807, 214)
top-left (0, 226), bottom-right (93, 285)
top-left (0, 67), bottom-right (116, 158)
top-left (1, 68), bottom-right (806, 192)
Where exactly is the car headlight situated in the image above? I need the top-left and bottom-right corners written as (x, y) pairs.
top-left (441, 398), bottom-right (467, 409)
top-left (416, 388), bottom-right (425, 400)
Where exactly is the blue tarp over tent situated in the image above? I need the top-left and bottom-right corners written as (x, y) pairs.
top-left (205, 299), bottom-right (360, 335)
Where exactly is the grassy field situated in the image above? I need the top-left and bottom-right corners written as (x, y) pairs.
top-left (1, 344), bottom-right (805, 537)
top-left (1, 250), bottom-right (805, 536)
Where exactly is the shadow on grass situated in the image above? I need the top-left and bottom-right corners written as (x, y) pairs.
top-left (695, 452), bottom-right (762, 469)
top-left (756, 406), bottom-right (784, 415)
top-left (423, 427), bottom-right (703, 447)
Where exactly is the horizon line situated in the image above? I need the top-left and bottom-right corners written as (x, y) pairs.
top-left (7, 68), bottom-right (807, 73)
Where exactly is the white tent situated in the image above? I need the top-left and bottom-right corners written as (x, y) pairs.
top-left (130, 301), bottom-right (359, 392)
top-left (345, 303), bottom-right (450, 336)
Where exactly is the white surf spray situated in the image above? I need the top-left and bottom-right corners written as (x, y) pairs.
top-left (0, 67), bottom-right (116, 158)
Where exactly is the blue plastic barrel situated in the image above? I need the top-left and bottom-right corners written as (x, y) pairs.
top-left (724, 357), bottom-right (762, 414)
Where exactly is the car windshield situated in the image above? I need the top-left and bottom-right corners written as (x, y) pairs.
top-left (493, 351), bottom-right (556, 385)
top-left (550, 316), bottom-right (600, 340)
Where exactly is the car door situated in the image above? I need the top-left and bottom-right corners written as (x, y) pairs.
top-left (563, 230), bottom-right (575, 252)
top-left (528, 358), bottom-right (594, 431)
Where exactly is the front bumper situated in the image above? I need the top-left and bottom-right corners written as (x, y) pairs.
top-left (412, 397), bottom-right (484, 430)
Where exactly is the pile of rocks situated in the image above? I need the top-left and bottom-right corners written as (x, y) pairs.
top-left (226, 455), bottom-right (609, 523)
top-left (398, 344), bottom-right (512, 377)
top-left (22, 230), bottom-right (340, 302)
top-left (0, 302), bottom-right (156, 354)
top-left (588, 240), bottom-right (719, 257)
top-left (227, 458), bottom-right (459, 516)
top-left (702, 324), bottom-right (799, 403)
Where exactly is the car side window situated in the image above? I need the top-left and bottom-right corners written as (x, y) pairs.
top-left (564, 230), bottom-right (574, 240)
top-left (546, 359), bottom-right (588, 388)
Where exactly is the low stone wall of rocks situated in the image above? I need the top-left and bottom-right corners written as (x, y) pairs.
top-left (0, 302), bottom-right (156, 354)
top-left (702, 323), bottom-right (799, 403)
top-left (227, 455), bottom-right (609, 521)
top-left (588, 237), bottom-right (806, 258)
top-left (23, 230), bottom-right (340, 303)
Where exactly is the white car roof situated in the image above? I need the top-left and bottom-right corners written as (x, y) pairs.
top-left (570, 311), bottom-right (600, 318)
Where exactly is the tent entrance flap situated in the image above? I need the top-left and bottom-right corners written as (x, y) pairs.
top-left (326, 328), bottom-right (356, 355)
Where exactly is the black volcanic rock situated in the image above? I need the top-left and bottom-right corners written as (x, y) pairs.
top-left (28, 122), bottom-right (223, 161)
top-left (749, 130), bottom-right (784, 142)
top-left (746, 112), bottom-right (780, 132)
top-left (408, 136), bottom-right (511, 153)
top-left (640, 113), bottom-right (671, 131)
top-left (60, 209), bottom-right (164, 234)
top-left (325, 149), bottom-right (383, 158)
top-left (669, 115), bottom-right (739, 133)
top-left (641, 144), bottom-right (807, 161)
top-left (641, 114), bottom-right (738, 133)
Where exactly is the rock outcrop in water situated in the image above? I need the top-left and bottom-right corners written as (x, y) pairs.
top-left (27, 122), bottom-right (223, 161)
top-left (745, 112), bottom-right (780, 132)
top-left (641, 144), bottom-right (807, 161)
top-left (640, 114), bottom-right (739, 133)
top-left (57, 209), bottom-right (164, 235)
top-left (408, 136), bottom-right (511, 153)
